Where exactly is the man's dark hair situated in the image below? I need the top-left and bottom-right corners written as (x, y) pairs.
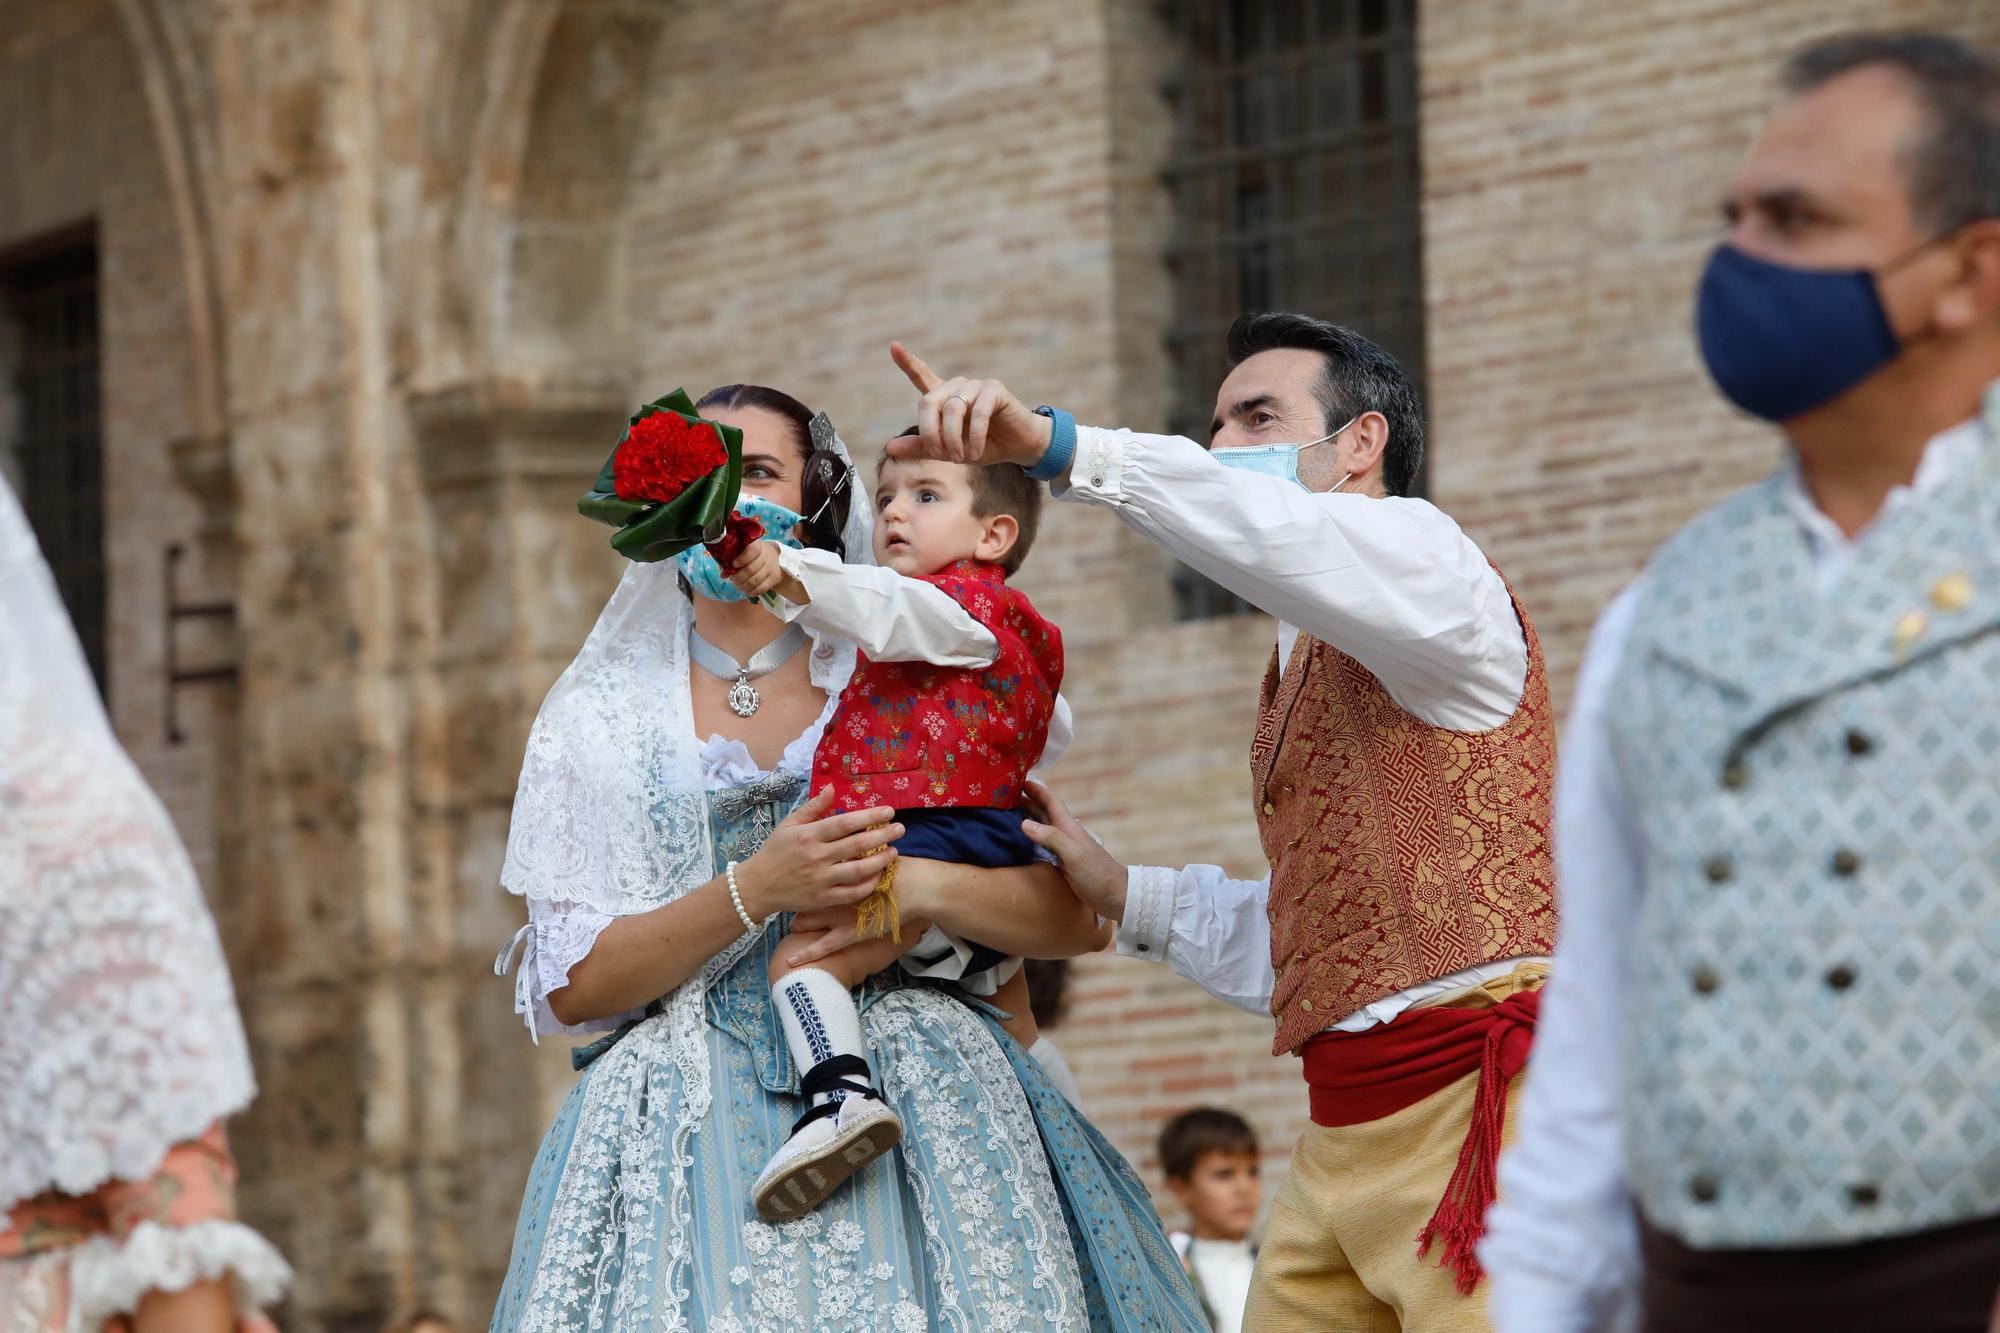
top-left (1783, 31), bottom-right (2000, 235)
top-left (1157, 1106), bottom-right (1258, 1181)
top-left (885, 428), bottom-right (1043, 576)
top-left (1022, 958), bottom-right (1070, 1030)
top-left (1223, 312), bottom-right (1426, 497)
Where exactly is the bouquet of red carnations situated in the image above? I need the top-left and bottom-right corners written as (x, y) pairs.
top-left (579, 388), bottom-right (764, 564)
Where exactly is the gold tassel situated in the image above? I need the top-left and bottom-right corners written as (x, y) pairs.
top-left (854, 823), bottom-right (901, 943)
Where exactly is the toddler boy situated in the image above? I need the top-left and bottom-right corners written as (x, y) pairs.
top-left (728, 441), bottom-right (1074, 1221)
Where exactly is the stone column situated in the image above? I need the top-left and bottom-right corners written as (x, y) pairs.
top-left (407, 375), bottom-right (631, 1306)
top-left (206, 0), bottom-right (429, 1320)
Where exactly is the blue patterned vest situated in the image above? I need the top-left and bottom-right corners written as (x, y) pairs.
top-left (1607, 402), bottom-right (2000, 1249)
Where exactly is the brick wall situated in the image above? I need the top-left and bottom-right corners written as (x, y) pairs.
top-left (1422, 0), bottom-right (2000, 707)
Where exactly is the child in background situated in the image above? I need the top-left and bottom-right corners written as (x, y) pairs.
top-left (727, 439), bottom-right (1092, 1221)
top-left (1160, 1107), bottom-right (1262, 1333)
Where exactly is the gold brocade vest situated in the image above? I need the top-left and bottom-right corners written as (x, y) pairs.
top-left (1251, 580), bottom-right (1559, 1055)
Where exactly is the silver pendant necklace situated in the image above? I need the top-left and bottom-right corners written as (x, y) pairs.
top-left (689, 623), bottom-right (808, 717)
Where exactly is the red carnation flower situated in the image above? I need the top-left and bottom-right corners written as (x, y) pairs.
top-left (613, 411), bottom-right (727, 504)
top-left (706, 510), bottom-right (765, 570)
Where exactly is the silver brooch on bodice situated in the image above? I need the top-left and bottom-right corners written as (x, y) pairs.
top-left (689, 623), bottom-right (809, 718)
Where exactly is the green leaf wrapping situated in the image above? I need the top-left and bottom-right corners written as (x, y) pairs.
top-left (576, 392), bottom-right (746, 563)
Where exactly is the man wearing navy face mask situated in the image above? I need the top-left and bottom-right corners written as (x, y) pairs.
top-left (885, 314), bottom-right (1559, 1331)
top-left (1481, 30), bottom-right (2000, 1333)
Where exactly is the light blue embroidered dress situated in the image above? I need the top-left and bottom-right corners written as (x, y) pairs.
top-left (493, 728), bottom-right (1204, 1332)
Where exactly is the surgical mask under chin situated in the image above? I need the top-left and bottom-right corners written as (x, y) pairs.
top-left (1696, 241), bottom-right (1936, 423)
top-left (1212, 416), bottom-right (1359, 491)
top-left (677, 494), bottom-right (805, 602)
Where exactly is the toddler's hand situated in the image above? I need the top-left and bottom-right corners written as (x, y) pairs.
top-left (784, 906), bottom-right (864, 966)
top-left (726, 540), bottom-right (786, 599)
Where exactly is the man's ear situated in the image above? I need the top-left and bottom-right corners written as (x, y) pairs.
top-left (1337, 410), bottom-right (1390, 481)
top-left (1164, 1175), bottom-right (1195, 1214)
top-left (1935, 219), bottom-right (2000, 333)
top-left (976, 512), bottom-right (1020, 566)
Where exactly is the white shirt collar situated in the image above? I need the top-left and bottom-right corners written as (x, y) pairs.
top-left (1187, 1236), bottom-right (1254, 1262)
top-left (1778, 413), bottom-right (1985, 560)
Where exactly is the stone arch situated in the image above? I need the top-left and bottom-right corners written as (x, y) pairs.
top-left (425, 0), bottom-right (672, 394)
top-left (493, 0), bottom-right (670, 388)
top-left (108, 0), bottom-right (228, 443)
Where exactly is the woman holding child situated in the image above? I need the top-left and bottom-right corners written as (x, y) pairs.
top-left (491, 385), bottom-right (1202, 1331)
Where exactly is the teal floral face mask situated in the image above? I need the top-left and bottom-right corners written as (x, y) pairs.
top-left (675, 495), bottom-right (805, 602)
top-left (1211, 415), bottom-right (1358, 491)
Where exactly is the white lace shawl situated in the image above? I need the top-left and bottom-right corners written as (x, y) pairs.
top-left (507, 681), bottom-right (851, 1038)
top-left (0, 479), bottom-right (259, 1214)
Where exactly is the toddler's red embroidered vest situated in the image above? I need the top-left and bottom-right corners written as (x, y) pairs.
top-left (814, 560), bottom-right (1063, 812)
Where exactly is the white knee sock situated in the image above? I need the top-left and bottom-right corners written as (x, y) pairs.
top-left (771, 967), bottom-right (867, 1106)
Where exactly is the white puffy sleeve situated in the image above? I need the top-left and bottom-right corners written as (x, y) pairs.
top-left (497, 897), bottom-right (648, 1040)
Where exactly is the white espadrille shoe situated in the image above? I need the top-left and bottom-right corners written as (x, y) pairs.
top-left (753, 1056), bottom-right (903, 1221)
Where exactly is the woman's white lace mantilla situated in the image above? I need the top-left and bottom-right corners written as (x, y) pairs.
top-left (0, 480), bottom-right (259, 1214)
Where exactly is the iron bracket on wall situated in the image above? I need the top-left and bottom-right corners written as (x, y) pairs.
top-left (164, 541), bottom-right (237, 744)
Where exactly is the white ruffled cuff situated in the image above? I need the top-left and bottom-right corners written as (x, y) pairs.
top-left (70, 1219), bottom-right (292, 1327)
top-left (1115, 865), bottom-right (1177, 962)
top-left (770, 544), bottom-right (835, 621)
top-left (1053, 426), bottom-right (1131, 504)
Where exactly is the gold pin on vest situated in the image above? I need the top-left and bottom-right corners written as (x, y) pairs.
top-left (1930, 571), bottom-right (1974, 613)
top-left (1892, 609), bottom-right (1928, 659)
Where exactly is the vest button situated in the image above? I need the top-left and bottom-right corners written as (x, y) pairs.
top-left (1826, 964), bottom-right (1857, 992)
top-left (1301, 999), bottom-right (1314, 1013)
top-left (1703, 856), bottom-right (1733, 885)
top-left (1691, 966), bottom-right (1720, 995)
top-left (1689, 1175), bottom-right (1720, 1203)
top-left (1844, 730), bottom-right (1873, 756)
top-left (1720, 762), bottom-right (1748, 790)
top-left (1262, 800), bottom-right (1276, 816)
top-left (1847, 1182), bottom-right (1880, 1207)
top-left (1831, 849), bottom-right (1861, 877)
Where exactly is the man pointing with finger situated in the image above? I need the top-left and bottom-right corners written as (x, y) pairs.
top-left (889, 314), bottom-right (1559, 1332)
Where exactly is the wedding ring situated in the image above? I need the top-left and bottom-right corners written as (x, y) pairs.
top-left (949, 393), bottom-right (969, 405)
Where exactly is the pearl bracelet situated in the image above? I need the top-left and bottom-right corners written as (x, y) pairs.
top-left (726, 860), bottom-right (762, 934)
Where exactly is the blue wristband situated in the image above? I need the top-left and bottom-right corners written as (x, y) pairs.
top-left (1026, 406), bottom-right (1076, 483)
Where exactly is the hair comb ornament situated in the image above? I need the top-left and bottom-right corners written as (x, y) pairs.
top-left (808, 410), bottom-right (837, 454)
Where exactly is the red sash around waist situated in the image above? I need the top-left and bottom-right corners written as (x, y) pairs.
top-left (1299, 986), bottom-right (1542, 1294)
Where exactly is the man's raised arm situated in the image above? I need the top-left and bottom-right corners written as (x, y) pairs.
top-left (885, 342), bottom-right (1525, 732)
